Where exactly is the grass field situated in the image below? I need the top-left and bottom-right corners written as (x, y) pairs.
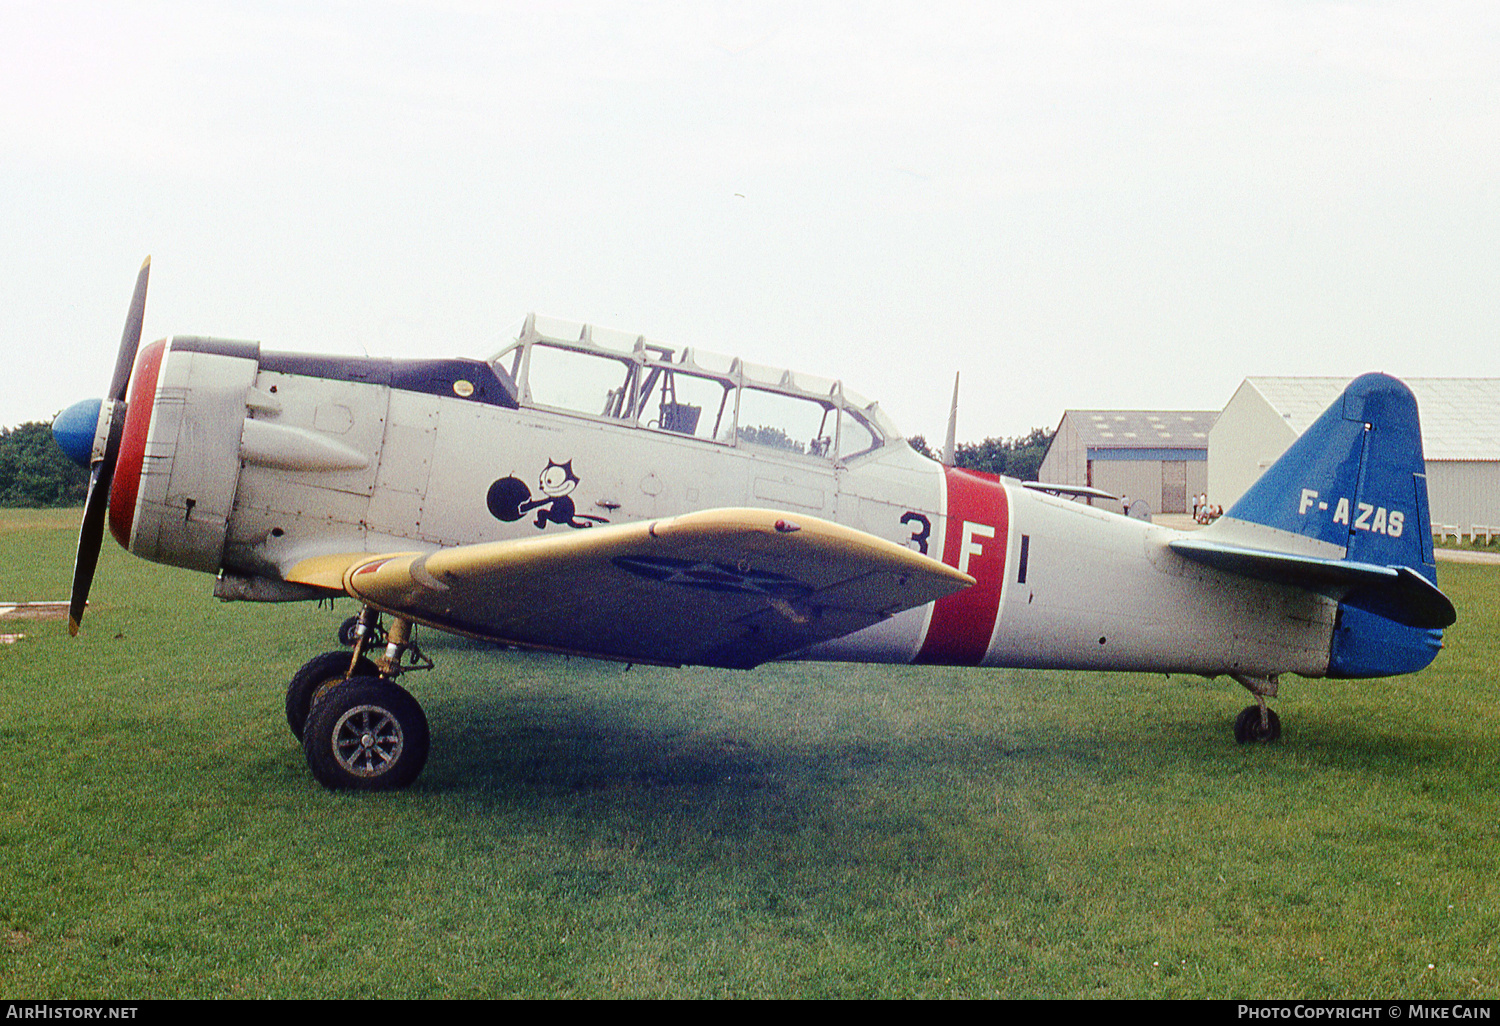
top-left (2, 507), bottom-right (1498, 998)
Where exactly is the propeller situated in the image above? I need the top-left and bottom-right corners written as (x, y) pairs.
top-left (65, 257), bottom-right (150, 635)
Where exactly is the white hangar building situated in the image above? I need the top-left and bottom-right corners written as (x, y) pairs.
top-left (1209, 377), bottom-right (1500, 532)
top-left (1038, 410), bottom-right (1219, 515)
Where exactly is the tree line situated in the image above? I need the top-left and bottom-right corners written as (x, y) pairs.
top-left (907, 426), bottom-right (1054, 481)
top-left (0, 422), bottom-right (90, 507)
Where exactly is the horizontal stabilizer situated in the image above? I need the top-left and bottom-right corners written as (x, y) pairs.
top-left (1021, 481), bottom-right (1118, 502)
top-left (1168, 536), bottom-right (1456, 629)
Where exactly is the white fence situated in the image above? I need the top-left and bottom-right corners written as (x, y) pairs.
top-left (1434, 523), bottom-right (1499, 544)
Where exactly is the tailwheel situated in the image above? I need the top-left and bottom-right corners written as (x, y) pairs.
top-left (302, 678), bottom-right (430, 791)
top-left (1233, 705), bottom-right (1282, 744)
top-left (286, 650), bottom-right (377, 741)
top-left (1231, 673), bottom-right (1282, 745)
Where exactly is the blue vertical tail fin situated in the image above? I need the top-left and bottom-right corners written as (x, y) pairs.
top-left (1211, 373), bottom-right (1447, 677)
top-left (1224, 373), bottom-right (1435, 577)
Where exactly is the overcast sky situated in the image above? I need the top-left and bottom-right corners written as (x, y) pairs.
top-left (4, 1), bottom-right (1498, 443)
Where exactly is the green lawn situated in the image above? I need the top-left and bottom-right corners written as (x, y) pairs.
top-left (2, 508), bottom-right (1497, 998)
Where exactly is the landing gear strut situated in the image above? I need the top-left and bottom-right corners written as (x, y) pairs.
top-left (287, 608), bottom-right (434, 790)
top-left (338, 614), bottom-right (384, 648)
top-left (1231, 673), bottom-right (1282, 744)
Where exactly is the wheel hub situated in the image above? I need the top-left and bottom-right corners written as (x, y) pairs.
top-left (332, 705), bottom-right (405, 777)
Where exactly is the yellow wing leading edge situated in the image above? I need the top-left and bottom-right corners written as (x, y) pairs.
top-left (286, 508), bottom-right (973, 668)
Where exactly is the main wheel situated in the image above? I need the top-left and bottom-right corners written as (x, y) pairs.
top-left (1233, 705), bottom-right (1282, 744)
top-left (302, 678), bottom-right (429, 791)
top-left (286, 651), bottom-right (377, 741)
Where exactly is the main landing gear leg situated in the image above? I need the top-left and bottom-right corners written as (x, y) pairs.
top-left (294, 610), bottom-right (434, 791)
top-left (1231, 673), bottom-right (1282, 744)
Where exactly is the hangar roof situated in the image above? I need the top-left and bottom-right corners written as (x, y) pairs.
top-left (1241, 377), bottom-right (1500, 462)
top-left (1062, 410), bottom-right (1219, 449)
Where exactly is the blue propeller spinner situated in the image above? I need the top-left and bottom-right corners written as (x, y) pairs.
top-left (52, 397), bottom-right (104, 469)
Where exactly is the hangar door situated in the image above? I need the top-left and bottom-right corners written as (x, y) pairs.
top-left (1161, 460), bottom-right (1187, 514)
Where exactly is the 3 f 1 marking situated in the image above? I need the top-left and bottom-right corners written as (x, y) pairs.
top-left (1298, 489), bottom-right (1405, 537)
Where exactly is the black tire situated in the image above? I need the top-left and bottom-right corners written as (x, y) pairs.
top-left (337, 615), bottom-right (383, 647)
top-left (302, 678), bottom-right (429, 791)
top-left (286, 651), bottom-right (376, 742)
top-left (1233, 705), bottom-right (1282, 744)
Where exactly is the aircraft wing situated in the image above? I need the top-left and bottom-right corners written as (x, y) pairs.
top-left (286, 508), bottom-right (974, 669)
top-left (1167, 536), bottom-right (1456, 630)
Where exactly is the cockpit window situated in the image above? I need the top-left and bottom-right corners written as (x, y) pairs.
top-left (494, 315), bottom-right (894, 461)
top-left (838, 407), bottom-right (880, 460)
top-left (736, 387), bottom-right (836, 459)
top-left (633, 367), bottom-right (735, 443)
top-left (523, 344), bottom-right (634, 416)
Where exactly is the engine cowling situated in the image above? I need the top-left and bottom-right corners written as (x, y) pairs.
top-left (108, 337), bottom-right (258, 574)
